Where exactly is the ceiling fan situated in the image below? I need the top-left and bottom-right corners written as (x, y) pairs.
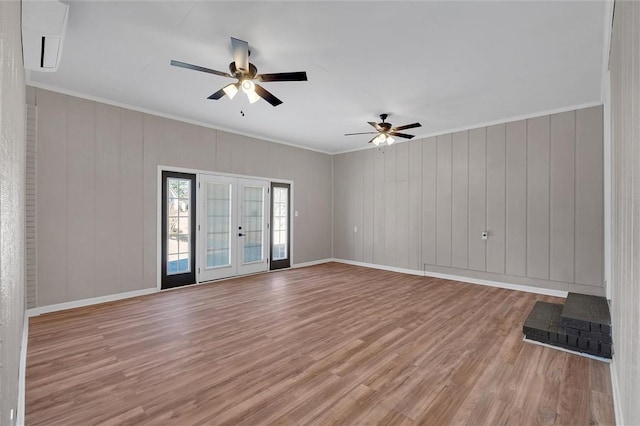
top-left (344, 114), bottom-right (422, 146)
top-left (171, 37), bottom-right (308, 107)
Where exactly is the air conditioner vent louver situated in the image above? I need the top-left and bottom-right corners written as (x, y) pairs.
top-left (22, 0), bottom-right (69, 72)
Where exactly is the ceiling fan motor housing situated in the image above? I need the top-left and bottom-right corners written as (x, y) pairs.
top-left (230, 62), bottom-right (258, 79)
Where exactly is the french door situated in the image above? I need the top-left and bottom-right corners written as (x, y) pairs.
top-left (199, 175), bottom-right (270, 282)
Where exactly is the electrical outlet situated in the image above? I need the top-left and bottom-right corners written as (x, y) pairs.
top-left (354, 226), bottom-right (358, 233)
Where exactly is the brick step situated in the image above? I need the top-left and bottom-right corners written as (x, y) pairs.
top-left (560, 292), bottom-right (611, 335)
top-left (523, 301), bottom-right (611, 358)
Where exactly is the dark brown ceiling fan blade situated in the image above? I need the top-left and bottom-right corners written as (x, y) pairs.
top-left (389, 132), bottom-right (415, 139)
top-left (170, 60), bottom-right (232, 78)
top-left (344, 132), bottom-right (378, 136)
top-left (257, 72), bottom-right (308, 82)
top-left (254, 84), bottom-right (283, 107)
top-left (368, 121), bottom-right (383, 131)
top-left (393, 122), bottom-right (422, 131)
top-left (207, 87), bottom-right (227, 100)
top-left (231, 37), bottom-right (249, 73)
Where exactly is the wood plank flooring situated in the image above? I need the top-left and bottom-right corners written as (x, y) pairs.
top-left (26, 263), bottom-right (615, 425)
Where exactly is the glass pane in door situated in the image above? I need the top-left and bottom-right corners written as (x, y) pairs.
top-left (167, 177), bottom-right (191, 274)
top-left (206, 182), bottom-right (232, 268)
top-left (272, 186), bottom-right (288, 260)
top-left (243, 186), bottom-right (264, 263)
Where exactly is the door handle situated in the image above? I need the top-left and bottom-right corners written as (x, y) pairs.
top-left (238, 233), bottom-right (245, 237)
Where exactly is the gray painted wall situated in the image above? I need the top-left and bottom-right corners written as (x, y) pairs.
top-left (31, 88), bottom-right (332, 307)
top-left (610, 2), bottom-right (640, 424)
top-left (333, 106), bottom-right (605, 296)
top-left (0, 1), bottom-right (26, 423)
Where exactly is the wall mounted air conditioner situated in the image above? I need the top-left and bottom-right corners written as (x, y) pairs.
top-left (22, 0), bottom-right (69, 72)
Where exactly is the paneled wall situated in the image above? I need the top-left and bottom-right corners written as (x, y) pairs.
top-left (0, 1), bottom-right (26, 423)
top-left (333, 106), bottom-right (604, 295)
top-left (610, 1), bottom-right (640, 424)
top-left (26, 104), bottom-right (37, 309)
top-left (32, 88), bottom-right (333, 307)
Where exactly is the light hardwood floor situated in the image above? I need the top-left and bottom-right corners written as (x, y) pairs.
top-left (26, 263), bottom-right (615, 425)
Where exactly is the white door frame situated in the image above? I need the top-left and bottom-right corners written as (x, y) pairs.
top-left (157, 165), bottom-right (294, 291)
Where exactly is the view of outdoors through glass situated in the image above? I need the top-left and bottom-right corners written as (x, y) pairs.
top-left (272, 187), bottom-right (288, 260)
top-left (206, 182), bottom-right (232, 268)
top-left (167, 178), bottom-right (191, 275)
top-left (243, 186), bottom-right (263, 263)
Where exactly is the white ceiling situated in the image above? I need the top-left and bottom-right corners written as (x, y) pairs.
top-left (28, 1), bottom-right (607, 154)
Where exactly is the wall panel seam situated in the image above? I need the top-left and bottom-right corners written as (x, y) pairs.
top-left (450, 136), bottom-right (453, 265)
top-left (467, 132), bottom-right (470, 271)
top-left (435, 139), bottom-right (438, 266)
top-left (118, 107), bottom-right (123, 294)
top-left (421, 141), bottom-right (424, 270)
top-left (573, 110), bottom-right (577, 284)
top-left (525, 119), bottom-right (528, 277)
top-left (361, 152), bottom-right (364, 263)
top-left (65, 96), bottom-right (70, 301)
top-left (504, 124), bottom-right (507, 273)
top-left (142, 115), bottom-right (148, 285)
top-left (547, 115), bottom-right (552, 280)
top-left (484, 127), bottom-right (488, 272)
top-left (466, 132), bottom-right (469, 269)
top-left (93, 101), bottom-right (98, 298)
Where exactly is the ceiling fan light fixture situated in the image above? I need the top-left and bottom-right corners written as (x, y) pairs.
top-left (247, 90), bottom-right (260, 104)
top-left (386, 135), bottom-right (395, 145)
top-left (241, 79), bottom-right (255, 94)
top-left (373, 134), bottom-right (385, 145)
top-left (222, 83), bottom-right (238, 99)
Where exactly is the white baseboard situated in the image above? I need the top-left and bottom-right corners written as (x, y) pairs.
top-left (332, 258), bottom-right (425, 277)
top-left (27, 262), bottom-right (338, 316)
top-left (27, 288), bottom-right (157, 317)
top-left (26, 261), bottom-right (564, 316)
top-left (17, 313), bottom-right (28, 426)
top-left (292, 258), bottom-right (333, 268)
top-left (610, 359), bottom-right (623, 425)
top-left (523, 337), bottom-right (611, 363)
top-left (331, 258), bottom-right (568, 298)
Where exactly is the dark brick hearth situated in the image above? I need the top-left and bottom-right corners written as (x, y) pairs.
top-left (523, 293), bottom-right (612, 359)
